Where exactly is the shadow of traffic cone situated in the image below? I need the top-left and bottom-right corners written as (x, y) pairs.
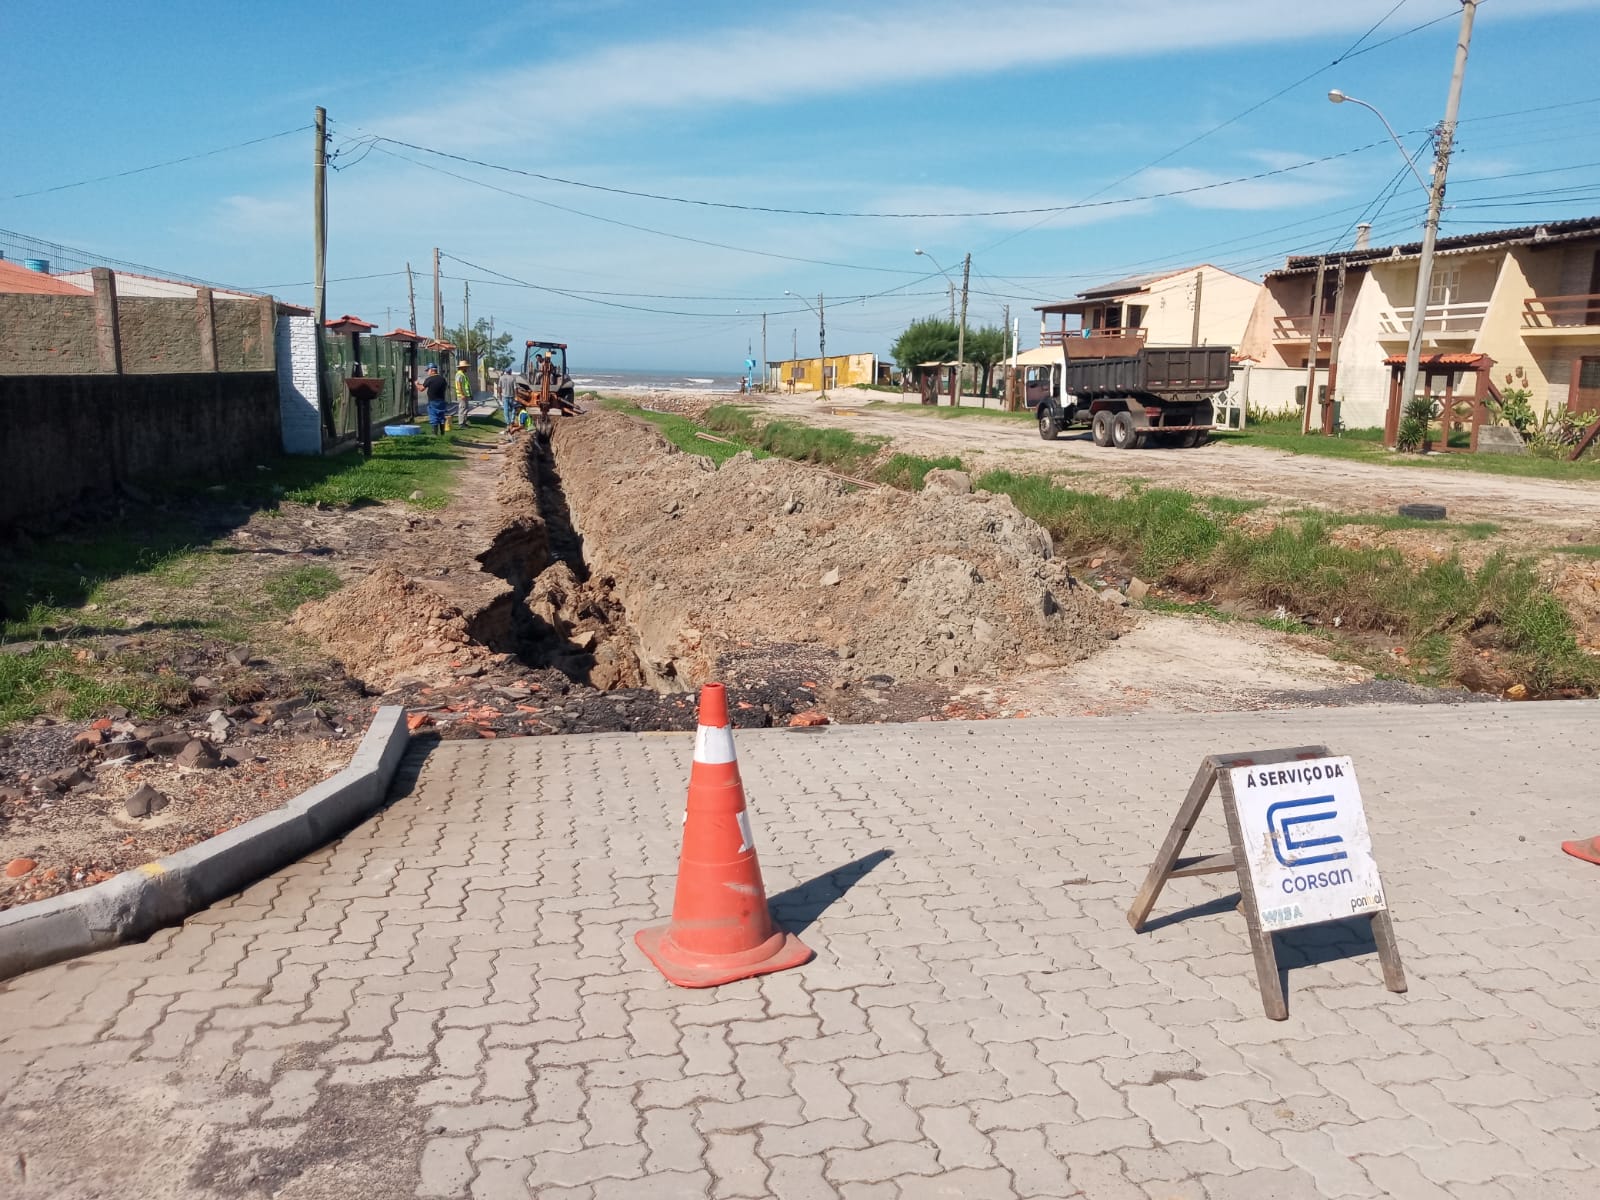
top-left (635, 682), bottom-right (813, 988)
top-left (1562, 835), bottom-right (1600, 865)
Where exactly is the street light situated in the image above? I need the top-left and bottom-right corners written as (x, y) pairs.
top-left (784, 290), bottom-right (827, 400)
top-left (1330, 2), bottom-right (1476, 446)
top-left (1329, 86), bottom-right (1447, 436)
top-left (915, 249), bottom-right (956, 322)
top-left (1327, 91), bottom-right (1429, 194)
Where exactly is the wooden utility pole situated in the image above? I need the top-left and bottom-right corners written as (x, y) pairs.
top-left (313, 107), bottom-right (327, 330)
top-left (406, 261), bottom-right (417, 332)
top-left (432, 247), bottom-right (442, 342)
top-left (954, 252), bottom-right (971, 407)
top-left (761, 312), bottom-right (767, 392)
top-left (1302, 257), bottom-right (1327, 435)
top-left (948, 283), bottom-right (955, 322)
top-left (1001, 304), bottom-right (1010, 407)
top-left (463, 280), bottom-right (471, 373)
top-left (1401, 0), bottom-right (1478, 419)
top-left (1190, 269), bottom-right (1204, 346)
top-left (312, 106), bottom-right (332, 439)
top-left (818, 292), bottom-right (827, 400)
top-left (1324, 262), bottom-right (1348, 435)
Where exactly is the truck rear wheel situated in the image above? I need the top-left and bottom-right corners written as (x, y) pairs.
top-left (1091, 411), bottom-right (1113, 446)
top-left (1037, 407), bottom-right (1060, 440)
top-left (1112, 412), bottom-right (1137, 449)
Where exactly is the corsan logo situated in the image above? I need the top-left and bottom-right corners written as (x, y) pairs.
top-left (1266, 795), bottom-right (1348, 869)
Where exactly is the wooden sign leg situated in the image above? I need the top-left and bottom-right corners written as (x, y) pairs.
top-left (1127, 759), bottom-right (1218, 932)
top-left (1217, 769), bottom-right (1288, 1020)
top-left (1370, 909), bottom-right (1408, 994)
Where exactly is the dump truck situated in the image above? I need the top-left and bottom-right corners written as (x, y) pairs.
top-left (1033, 344), bottom-right (1234, 449)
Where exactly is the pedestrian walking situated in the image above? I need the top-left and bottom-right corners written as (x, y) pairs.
top-left (497, 365), bottom-right (518, 427)
top-left (418, 364), bottom-right (450, 435)
top-left (454, 360), bottom-right (473, 426)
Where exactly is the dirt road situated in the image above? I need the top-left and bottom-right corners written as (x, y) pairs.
top-left (758, 393), bottom-right (1600, 533)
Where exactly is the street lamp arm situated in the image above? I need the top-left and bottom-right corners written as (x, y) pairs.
top-left (1328, 90), bottom-right (1431, 196)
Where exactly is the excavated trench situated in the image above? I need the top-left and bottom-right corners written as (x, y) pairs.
top-left (473, 436), bottom-right (650, 692)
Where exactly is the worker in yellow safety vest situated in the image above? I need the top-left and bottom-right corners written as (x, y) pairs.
top-left (453, 360), bottom-right (473, 426)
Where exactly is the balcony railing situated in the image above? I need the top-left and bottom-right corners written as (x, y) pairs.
top-left (1271, 314), bottom-right (1337, 341)
top-left (1376, 300), bottom-right (1490, 339)
top-left (1040, 327), bottom-right (1148, 357)
top-left (1523, 293), bottom-right (1600, 329)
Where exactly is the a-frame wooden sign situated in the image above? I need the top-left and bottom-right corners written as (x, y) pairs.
top-left (1127, 745), bottom-right (1406, 1020)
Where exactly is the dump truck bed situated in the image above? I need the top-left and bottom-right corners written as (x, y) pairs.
top-left (1062, 345), bottom-right (1233, 396)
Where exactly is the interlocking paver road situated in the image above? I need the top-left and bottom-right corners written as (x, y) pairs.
top-left (3, 704), bottom-right (1598, 1198)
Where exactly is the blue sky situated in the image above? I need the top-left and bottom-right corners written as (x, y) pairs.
top-left (7, 0), bottom-right (1600, 370)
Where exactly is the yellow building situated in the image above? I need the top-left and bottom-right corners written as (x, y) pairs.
top-left (766, 351), bottom-right (879, 392)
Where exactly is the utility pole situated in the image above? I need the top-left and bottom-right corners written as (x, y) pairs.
top-left (463, 281), bottom-right (471, 375)
top-left (1190, 269), bottom-right (1204, 347)
top-left (1001, 304), bottom-right (1010, 409)
top-left (312, 106), bottom-right (332, 439)
top-left (313, 107), bottom-right (327, 331)
top-left (1324, 261), bottom-right (1348, 435)
top-left (954, 252), bottom-right (971, 407)
top-left (406, 261), bottom-right (417, 332)
top-left (432, 247), bottom-right (442, 342)
top-left (1302, 256), bottom-right (1327, 435)
top-left (948, 283), bottom-right (955, 323)
top-left (761, 312), bottom-right (767, 393)
top-left (1401, 0), bottom-right (1478, 422)
top-left (818, 292), bottom-right (827, 400)
top-left (793, 328), bottom-right (797, 361)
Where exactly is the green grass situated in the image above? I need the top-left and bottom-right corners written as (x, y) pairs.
top-left (604, 399), bottom-right (764, 465)
top-left (1219, 423), bottom-right (1600, 481)
top-left (875, 453), bottom-right (966, 491)
top-left (1548, 543), bottom-right (1600, 559)
top-left (0, 645), bottom-right (179, 728)
top-left (974, 469), bottom-right (1599, 694)
top-left (0, 420), bottom-right (500, 728)
top-left (262, 565), bottom-right (343, 613)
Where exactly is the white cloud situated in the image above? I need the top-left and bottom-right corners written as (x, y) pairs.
top-left (369, 0), bottom-right (1600, 148)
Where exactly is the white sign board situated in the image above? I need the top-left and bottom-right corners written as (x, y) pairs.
top-left (1229, 755), bottom-right (1386, 932)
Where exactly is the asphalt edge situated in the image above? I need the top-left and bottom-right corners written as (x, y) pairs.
top-left (0, 705), bottom-right (409, 983)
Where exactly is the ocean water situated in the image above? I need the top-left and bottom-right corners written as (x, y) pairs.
top-left (571, 366), bottom-right (750, 394)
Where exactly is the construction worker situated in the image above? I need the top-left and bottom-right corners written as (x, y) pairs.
top-left (497, 364), bottom-right (519, 428)
top-left (453, 359), bottom-right (473, 426)
top-left (418, 365), bottom-right (450, 435)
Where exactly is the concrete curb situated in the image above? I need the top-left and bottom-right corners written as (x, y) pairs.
top-left (0, 706), bottom-right (410, 982)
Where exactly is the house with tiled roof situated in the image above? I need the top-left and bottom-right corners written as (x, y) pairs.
top-left (1238, 216), bottom-right (1600, 430)
top-left (0, 258), bottom-right (90, 296)
top-left (1033, 265), bottom-right (1260, 359)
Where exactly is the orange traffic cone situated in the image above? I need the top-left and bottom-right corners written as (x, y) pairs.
top-left (635, 682), bottom-right (813, 988)
top-left (1561, 836), bottom-right (1600, 865)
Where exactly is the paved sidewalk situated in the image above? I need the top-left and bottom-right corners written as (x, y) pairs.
top-left (2, 704), bottom-right (1597, 1198)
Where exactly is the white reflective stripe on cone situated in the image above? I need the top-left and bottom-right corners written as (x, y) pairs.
top-left (693, 723), bottom-right (737, 764)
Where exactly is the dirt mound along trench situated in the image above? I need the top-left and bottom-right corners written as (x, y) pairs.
top-left (293, 436), bottom-right (644, 690)
top-left (550, 411), bottom-right (1123, 687)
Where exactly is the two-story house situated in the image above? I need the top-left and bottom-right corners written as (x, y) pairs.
top-left (1238, 215), bottom-right (1600, 430)
top-left (1034, 264), bottom-right (1259, 359)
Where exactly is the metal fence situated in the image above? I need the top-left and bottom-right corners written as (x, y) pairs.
top-left (322, 332), bottom-right (413, 441)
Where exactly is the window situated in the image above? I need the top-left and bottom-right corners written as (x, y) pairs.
top-left (1429, 268), bottom-right (1460, 306)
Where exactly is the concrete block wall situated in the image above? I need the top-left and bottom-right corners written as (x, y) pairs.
top-left (0, 372), bottom-right (280, 525)
top-left (0, 295), bottom-right (101, 373)
top-left (276, 315), bottom-right (323, 455)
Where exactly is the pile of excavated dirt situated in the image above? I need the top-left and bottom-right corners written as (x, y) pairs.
top-left (291, 564), bottom-right (503, 687)
top-left (554, 411), bottom-right (1124, 686)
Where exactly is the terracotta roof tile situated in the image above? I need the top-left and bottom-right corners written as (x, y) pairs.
top-left (0, 261), bottom-right (91, 296)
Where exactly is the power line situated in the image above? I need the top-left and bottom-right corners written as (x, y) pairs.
top-left (8, 125), bottom-right (310, 200)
